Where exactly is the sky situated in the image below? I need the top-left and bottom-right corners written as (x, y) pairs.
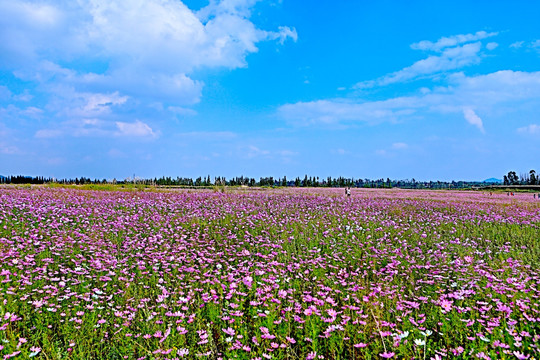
top-left (1, 0), bottom-right (539, 181)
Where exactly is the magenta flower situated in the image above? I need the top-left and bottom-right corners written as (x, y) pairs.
top-left (222, 327), bottom-right (235, 336)
top-left (513, 352), bottom-right (530, 360)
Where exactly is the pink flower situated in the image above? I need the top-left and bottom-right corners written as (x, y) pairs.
top-left (159, 327), bottom-right (171, 343)
top-left (380, 352), bottom-right (395, 359)
top-left (440, 299), bottom-right (453, 313)
top-left (354, 343), bottom-right (368, 348)
top-left (513, 352), bottom-right (530, 360)
top-left (222, 327), bottom-right (235, 336)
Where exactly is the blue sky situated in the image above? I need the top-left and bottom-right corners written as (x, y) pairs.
top-left (1, 0), bottom-right (539, 181)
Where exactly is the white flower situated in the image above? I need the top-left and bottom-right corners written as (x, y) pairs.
top-left (178, 348), bottom-right (189, 357)
top-left (414, 339), bottom-right (426, 346)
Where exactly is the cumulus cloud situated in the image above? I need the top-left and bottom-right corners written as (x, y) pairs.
top-left (0, 0), bottom-right (296, 137)
top-left (510, 41), bottom-right (524, 49)
top-left (517, 124), bottom-right (540, 135)
top-left (463, 108), bottom-right (485, 133)
top-left (115, 120), bottom-right (157, 138)
top-left (486, 42), bottom-right (498, 50)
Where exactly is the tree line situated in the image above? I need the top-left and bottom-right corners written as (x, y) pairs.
top-left (503, 170), bottom-right (538, 185)
top-left (0, 174), bottom-right (506, 189)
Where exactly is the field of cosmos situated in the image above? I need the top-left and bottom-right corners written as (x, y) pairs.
top-left (0, 186), bottom-right (539, 359)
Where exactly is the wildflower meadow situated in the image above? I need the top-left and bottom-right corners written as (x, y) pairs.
top-left (0, 186), bottom-right (539, 359)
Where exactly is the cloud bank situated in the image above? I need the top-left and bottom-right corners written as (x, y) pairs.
top-left (280, 31), bottom-right (540, 135)
top-left (0, 0), bottom-right (297, 138)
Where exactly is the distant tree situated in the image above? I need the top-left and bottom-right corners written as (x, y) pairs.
top-left (507, 171), bottom-right (519, 185)
top-left (530, 170), bottom-right (537, 185)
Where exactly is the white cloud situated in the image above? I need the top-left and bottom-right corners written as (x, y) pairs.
top-left (273, 26), bottom-right (298, 44)
top-left (332, 148), bottom-right (348, 155)
top-left (392, 142), bottom-right (408, 150)
top-left (244, 145), bottom-right (270, 158)
top-left (35, 129), bottom-right (63, 138)
top-left (375, 142), bottom-right (408, 157)
top-left (41, 87), bottom-right (129, 119)
top-left (1, 0), bottom-right (296, 133)
top-left (277, 150), bottom-right (298, 156)
top-left (279, 99), bottom-right (406, 125)
top-left (108, 148), bottom-right (126, 158)
top-left (486, 42), bottom-right (498, 50)
top-left (115, 120), bottom-right (157, 138)
top-left (280, 70), bottom-right (540, 129)
top-left (355, 31), bottom-right (499, 89)
top-left (410, 31), bottom-right (497, 52)
top-left (168, 106), bottom-right (198, 116)
top-left (356, 42), bottom-right (483, 89)
top-left (0, 85), bottom-right (11, 100)
top-left (177, 131), bottom-right (237, 140)
top-left (82, 92), bottom-right (128, 115)
top-left (0, 140), bottom-right (20, 155)
top-left (463, 108), bottom-right (485, 133)
top-left (517, 124), bottom-right (540, 135)
top-left (0, 104), bottom-right (43, 121)
top-left (510, 41), bottom-right (524, 49)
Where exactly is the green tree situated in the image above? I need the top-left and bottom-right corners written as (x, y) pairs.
top-left (507, 171), bottom-right (519, 185)
top-left (530, 170), bottom-right (537, 185)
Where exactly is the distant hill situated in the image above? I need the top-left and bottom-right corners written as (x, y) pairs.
top-left (483, 178), bottom-right (502, 183)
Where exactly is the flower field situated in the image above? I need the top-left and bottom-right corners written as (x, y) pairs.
top-left (0, 187), bottom-right (539, 359)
